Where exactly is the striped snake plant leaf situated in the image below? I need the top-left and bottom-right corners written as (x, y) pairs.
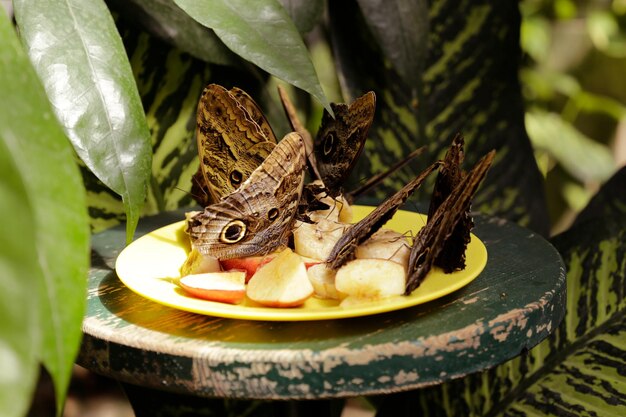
top-left (0, 9), bottom-right (89, 416)
top-left (106, 0), bottom-right (238, 66)
top-left (355, 0), bottom-right (428, 88)
top-left (571, 166), bottom-right (626, 227)
top-left (13, 0), bottom-right (152, 245)
top-left (372, 167), bottom-right (626, 417)
top-left (328, 0), bottom-right (549, 235)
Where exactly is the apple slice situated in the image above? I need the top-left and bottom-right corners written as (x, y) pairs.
top-left (180, 248), bottom-right (221, 276)
top-left (300, 255), bottom-right (323, 269)
top-left (335, 258), bottom-right (406, 299)
top-left (179, 271), bottom-right (246, 304)
top-left (220, 252), bottom-right (279, 283)
top-left (246, 248), bottom-right (314, 307)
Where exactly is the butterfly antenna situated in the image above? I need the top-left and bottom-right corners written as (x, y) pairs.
top-left (347, 146), bottom-right (426, 200)
top-left (277, 85), bottom-right (323, 181)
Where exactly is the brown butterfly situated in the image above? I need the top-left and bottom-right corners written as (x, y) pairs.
top-left (278, 87), bottom-right (376, 197)
top-left (186, 132), bottom-right (306, 260)
top-left (314, 92), bottom-right (376, 197)
top-left (405, 149), bottom-right (495, 294)
top-left (427, 134), bottom-right (471, 272)
top-left (325, 161), bottom-right (441, 270)
top-left (191, 84), bottom-right (277, 205)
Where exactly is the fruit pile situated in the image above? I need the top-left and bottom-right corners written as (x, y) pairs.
top-left (179, 192), bottom-right (412, 307)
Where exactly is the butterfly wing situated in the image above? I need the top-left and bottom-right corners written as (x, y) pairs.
top-left (315, 91), bottom-right (376, 197)
top-left (325, 161), bottom-right (440, 270)
top-left (187, 132), bottom-right (306, 260)
top-left (406, 150), bottom-right (495, 294)
top-left (195, 84), bottom-right (276, 203)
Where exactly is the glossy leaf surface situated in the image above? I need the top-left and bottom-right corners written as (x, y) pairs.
top-left (13, 0), bottom-right (152, 243)
top-left (0, 9), bottom-right (89, 416)
top-left (174, 0), bottom-right (331, 113)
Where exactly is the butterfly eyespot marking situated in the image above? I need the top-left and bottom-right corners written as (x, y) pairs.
top-left (267, 208), bottom-right (279, 221)
top-left (220, 220), bottom-right (247, 244)
top-left (323, 133), bottom-right (336, 156)
top-left (230, 170), bottom-right (243, 186)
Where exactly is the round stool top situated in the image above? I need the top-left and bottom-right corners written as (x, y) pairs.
top-left (78, 208), bottom-right (565, 400)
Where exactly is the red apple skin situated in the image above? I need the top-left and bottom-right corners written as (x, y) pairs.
top-left (300, 256), bottom-right (322, 270)
top-left (179, 272), bottom-right (246, 304)
top-left (220, 255), bottom-right (276, 283)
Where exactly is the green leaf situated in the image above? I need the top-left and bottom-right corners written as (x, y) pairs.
top-left (13, 0), bottom-right (152, 244)
top-left (0, 145), bottom-right (40, 417)
top-left (356, 0), bottom-right (428, 87)
top-left (329, 0), bottom-right (549, 234)
top-left (277, 0), bottom-right (325, 34)
top-left (0, 19), bottom-right (40, 414)
top-left (494, 201), bottom-right (626, 415)
top-left (107, 0), bottom-right (238, 65)
top-left (173, 0), bottom-right (331, 113)
top-left (0, 8), bottom-right (89, 416)
top-left (573, 166), bottom-right (626, 226)
top-left (525, 110), bottom-right (615, 182)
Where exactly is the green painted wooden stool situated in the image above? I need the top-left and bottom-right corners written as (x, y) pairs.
top-left (77, 208), bottom-right (565, 416)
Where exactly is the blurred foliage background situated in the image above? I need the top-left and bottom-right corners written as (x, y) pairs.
top-left (519, 0), bottom-right (626, 233)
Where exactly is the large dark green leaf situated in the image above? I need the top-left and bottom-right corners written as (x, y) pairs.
top-left (0, 20), bottom-right (40, 412)
top-left (0, 8), bottom-right (89, 416)
top-left (13, 0), bottom-right (152, 244)
top-left (278, 0), bottom-right (325, 34)
top-left (356, 0), bottom-right (428, 87)
top-left (329, 0), bottom-right (549, 235)
top-left (173, 0), bottom-right (331, 113)
top-left (106, 0), bottom-right (238, 65)
top-left (573, 166), bottom-right (626, 226)
top-left (491, 203), bottom-right (626, 415)
top-left (0, 141), bottom-right (39, 417)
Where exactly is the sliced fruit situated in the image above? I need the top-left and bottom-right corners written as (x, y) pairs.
top-left (180, 248), bottom-right (221, 276)
top-left (335, 258), bottom-right (406, 299)
top-left (307, 263), bottom-right (343, 300)
top-left (293, 218), bottom-right (349, 260)
top-left (179, 271), bottom-right (246, 304)
top-left (300, 255), bottom-right (323, 269)
top-left (246, 248), bottom-right (314, 307)
top-left (309, 193), bottom-right (353, 223)
top-left (220, 252), bottom-right (278, 283)
top-left (355, 229), bottom-right (411, 269)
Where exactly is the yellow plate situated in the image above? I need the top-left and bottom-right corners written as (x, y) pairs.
top-left (115, 206), bottom-right (487, 321)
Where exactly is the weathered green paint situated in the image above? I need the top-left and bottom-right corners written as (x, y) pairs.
top-left (78, 209), bottom-right (564, 400)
